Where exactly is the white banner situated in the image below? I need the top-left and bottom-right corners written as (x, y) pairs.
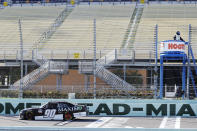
top-left (160, 40), bottom-right (185, 53)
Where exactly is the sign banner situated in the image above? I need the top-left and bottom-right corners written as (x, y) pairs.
top-left (0, 99), bottom-right (197, 117)
top-left (160, 40), bottom-right (185, 53)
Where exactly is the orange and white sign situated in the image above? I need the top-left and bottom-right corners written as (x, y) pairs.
top-left (160, 40), bottom-right (185, 53)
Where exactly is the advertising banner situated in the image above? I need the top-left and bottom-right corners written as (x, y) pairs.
top-left (160, 40), bottom-right (185, 53)
top-left (0, 99), bottom-right (197, 117)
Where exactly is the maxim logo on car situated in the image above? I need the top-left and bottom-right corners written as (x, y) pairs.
top-left (0, 102), bottom-right (196, 117)
top-left (57, 105), bottom-right (78, 112)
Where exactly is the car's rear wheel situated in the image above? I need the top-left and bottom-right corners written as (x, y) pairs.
top-left (64, 112), bottom-right (73, 121)
top-left (26, 111), bottom-right (34, 120)
top-left (20, 114), bottom-right (25, 120)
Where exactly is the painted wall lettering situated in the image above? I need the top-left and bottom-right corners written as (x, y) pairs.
top-left (0, 99), bottom-right (195, 117)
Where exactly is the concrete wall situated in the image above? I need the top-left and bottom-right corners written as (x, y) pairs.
top-left (1, 99), bottom-right (197, 117)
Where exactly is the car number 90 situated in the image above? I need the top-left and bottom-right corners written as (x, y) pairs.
top-left (44, 109), bottom-right (56, 118)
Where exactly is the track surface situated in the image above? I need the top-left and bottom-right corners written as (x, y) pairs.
top-left (0, 116), bottom-right (197, 129)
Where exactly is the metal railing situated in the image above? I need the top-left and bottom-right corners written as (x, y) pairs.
top-left (11, 61), bottom-right (68, 90)
top-left (33, 7), bottom-right (73, 50)
top-left (0, 49), bottom-right (156, 60)
top-left (96, 66), bottom-right (135, 91)
top-left (11, 62), bottom-right (50, 90)
top-left (10, 5), bottom-right (72, 90)
top-left (79, 49), bottom-right (136, 91)
top-left (96, 49), bottom-right (117, 65)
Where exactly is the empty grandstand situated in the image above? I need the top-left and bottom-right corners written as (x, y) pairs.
top-left (38, 4), bottom-right (135, 59)
top-left (0, 5), bottom-right (65, 59)
top-left (132, 4), bottom-right (197, 59)
top-left (0, 1), bottom-right (196, 99)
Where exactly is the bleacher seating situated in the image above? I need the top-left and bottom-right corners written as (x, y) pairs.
top-left (133, 4), bottom-right (197, 59)
top-left (40, 4), bottom-right (134, 59)
top-left (0, 6), bottom-right (65, 59)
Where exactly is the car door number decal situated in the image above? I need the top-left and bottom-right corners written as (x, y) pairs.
top-left (44, 109), bottom-right (56, 118)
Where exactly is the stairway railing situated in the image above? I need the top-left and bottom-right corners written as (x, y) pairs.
top-left (11, 6), bottom-right (72, 90)
top-left (122, 4), bottom-right (144, 49)
top-left (96, 65), bottom-right (135, 91)
top-left (33, 7), bottom-right (73, 50)
top-left (95, 49), bottom-right (135, 90)
top-left (11, 62), bottom-right (49, 90)
top-left (96, 49), bottom-right (116, 65)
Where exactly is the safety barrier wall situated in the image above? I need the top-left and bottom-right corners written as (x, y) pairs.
top-left (0, 127), bottom-right (197, 131)
top-left (0, 99), bottom-right (197, 117)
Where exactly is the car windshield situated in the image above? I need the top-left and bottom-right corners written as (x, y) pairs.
top-left (40, 103), bottom-right (47, 108)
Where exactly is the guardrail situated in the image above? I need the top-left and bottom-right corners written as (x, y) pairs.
top-left (0, 127), bottom-right (196, 131)
top-left (0, 49), bottom-right (154, 60)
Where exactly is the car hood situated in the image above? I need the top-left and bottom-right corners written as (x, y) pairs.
top-left (21, 108), bottom-right (39, 112)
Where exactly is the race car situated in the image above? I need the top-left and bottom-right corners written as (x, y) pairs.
top-left (19, 101), bottom-right (88, 121)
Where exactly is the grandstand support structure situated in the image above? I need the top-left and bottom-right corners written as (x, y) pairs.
top-left (10, 6), bottom-right (74, 91)
top-left (160, 25), bottom-right (197, 99)
top-left (122, 4), bottom-right (144, 49)
top-left (11, 61), bottom-right (68, 90)
top-left (79, 49), bottom-right (136, 91)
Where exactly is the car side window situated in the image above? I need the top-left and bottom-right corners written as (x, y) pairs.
top-left (60, 103), bottom-right (68, 108)
top-left (41, 104), bottom-right (47, 109)
top-left (66, 103), bottom-right (74, 107)
top-left (51, 103), bottom-right (57, 109)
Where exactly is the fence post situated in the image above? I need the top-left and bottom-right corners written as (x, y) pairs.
top-left (19, 18), bottom-right (24, 99)
top-left (132, 50), bottom-right (135, 64)
top-left (93, 18), bottom-right (97, 99)
top-left (186, 24), bottom-right (191, 99)
top-left (115, 49), bottom-right (117, 61)
top-left (154, 24), bottom-right (158, 99)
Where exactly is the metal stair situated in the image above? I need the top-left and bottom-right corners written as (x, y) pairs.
top-left (96, 50), bottom-right (135, 91)
top-left (11, 6), bottom-right (73, 90)
top-left (11, 61), bottom-right (68, 90)
top-left (122, 4), bottom-right (144, 49)
top-left (96, 66), bottom-right (135, 91)
top-left (11, 62), bottom-right (49, 90)
top-left (33, 6), bottom-right (73, 50)
top-left (79, 49), bottom-right (135, 91)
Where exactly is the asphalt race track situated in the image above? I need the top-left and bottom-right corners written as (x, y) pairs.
top-left (0, 116), bottom-right (197, 130)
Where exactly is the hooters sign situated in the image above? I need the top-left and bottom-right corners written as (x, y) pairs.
top-left (160, 40), bottom-right (185, 53)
